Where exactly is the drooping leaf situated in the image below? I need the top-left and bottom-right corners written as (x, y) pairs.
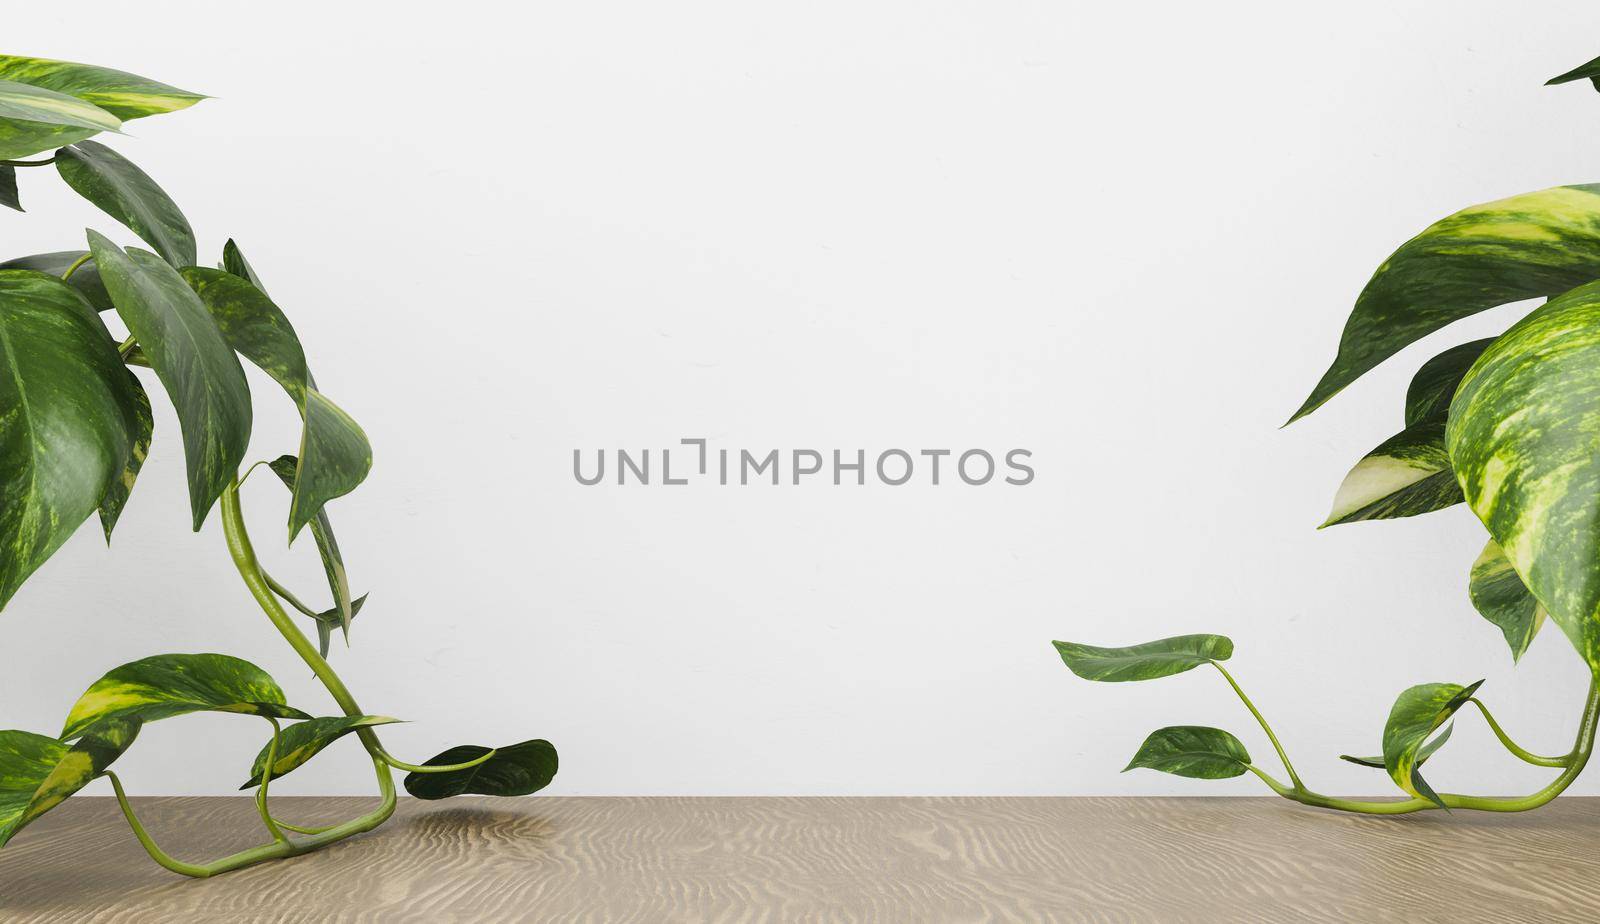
top-left (0, 166), bottom-right (18, 212)
top-left (403, 739), bottom-right (559, 800)
top-left (0, 718), bottom-right (139, 848)
top-left (0, 78), bottom-right (122, 162)
top-left (0, 251), bottom-right (112, 310)
top-left (0, 270), bottom-right (138, 609)
top-left (1382, 680), bottom-right (1483, 808)
top-left (222, 239), bottom-right (267, 294)
top-left (1341, 722), bottom-right (1452, 769)
top-left (89, 232), bottom-right (251, 530)
top-left (58, 142), bottom-right (195, 268)
top-left (269, 456), bottom-right (356, 640)
top-left (97, 371), bottom-right (152, 540)
top-left (239, 714), bottom-right (400, 789)
top-left (313, 593), bottom-right (367, 658)
top-left (1404, 339), bottom-right (1495, 427)
top-left (1447, 280), bottom-right (1600, 671)
top-left (1548, 55), bottom-right (1600, 93)
top-left (1289, 185), bottom-right (1600, 422)
top-left (1321, 420), bottom-right (1462, 526)
top-left (1468, 539), bottom-right (1545, 663)
top-left (0, 55), bottom-right (201, 161)
top-left (292, 390), bottom-right (372, 541)
top-left (60, 653), bottom-right (308, 740)
top-left (1123, 726), bottom-right (1251, 779)
top-left (1054, 634), bottom-right (1232, 683)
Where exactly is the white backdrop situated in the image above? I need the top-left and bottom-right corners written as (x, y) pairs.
top-left (5, 1), bottom-right (1600, 796)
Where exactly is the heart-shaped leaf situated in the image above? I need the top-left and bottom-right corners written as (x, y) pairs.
top-left (239, 715), bottom-right (400, 789)
top-left (1382, 680), bottom-right (1483, 808)
top-left (1404, 339), bottom-right (1495, 428)
top-left (0, 270), bottom-right (140, 609)
top-left (89, 232), bottom-right (251, 530)
top-left (59, 142), bottom-right (195, 268)
top-left (61, 653), bottom-right (308, 740)
top-left (1290, 185), bottom-right (1600, 422)
top-left (0, 251), bottom-right (113, 310)
top-left (269, 456), bottom-right (358, 642)
top-left (1468, 539), bottom-right (1545, 663)
top-left (96, 370), bottom-right (152, 541)
top-left (1054, 634), bottom-right (1232, 682)
top-left (1124, 726), bottom-right (1251, 779)
top-left (0, 55), bottom-right (202, 161)
top-left (1341, 722), bottom-right (1453, 769)
top-left (1321, 420), bottom-right (1462, 526)
top-left (1447, 280), bottom-right (1600, 670)
top-left (0, 166), bottom-right (18, 212)
top-left (0, 718), bottom-right (139, 848)
top-left (403, 739), bottom-right (559, 800)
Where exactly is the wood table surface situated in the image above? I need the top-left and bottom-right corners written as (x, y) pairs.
top-left (2, 796), bottom-right (1598, 921)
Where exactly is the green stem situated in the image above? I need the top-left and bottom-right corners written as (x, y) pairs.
top-left (269, 816), bottom-right (339, 836)
top-left (263, 570), bottom-right (321, 620)
top-left (116, 335), bottom-right (138, 360)
top-left (1468, 698), bottom-right (1570, 768)
top-left (372, 744), bottom-right (497, 774)
top-left (1, 156), bottom-right (56, 167)
top-left (254, 718), bottom-right (289, 843)
top-left (1212, 662), bottom-right (1303, 789)
top-left (60, 252), bottom-right (91, 282)
top-left (106, 772), bottom-right (213, 878)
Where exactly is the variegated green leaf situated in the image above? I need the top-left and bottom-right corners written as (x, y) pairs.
top-left (1054, 634), bottom-right (1231, 682)
top-left (403, 740), bottom-right (559, 800)
top-left (1549, 54), bottom-right (1600, 93)
top-left (270, 455), bottom-right (356, 641)
top-left (1341, 722), bottom-right (1453, 770)
top-left (61, 653), bottom-right (308, 740)
top-left (0, 166), bottom-right (18, 212)
top-left (97, 371), bottom-right (152, 540)
top-left (0, 251), bottom-right (112, 311)
top-left (292, 390), bottom-right (371, 542)
top-left (313, 593), bottom-right (367, 659)
top-left (59, 142), bottom-right (195, 268)
top-left (0, 718), bottom-right (139, 848)
top-left (89, 232), bottom-right (251, 530)
top-left (1290, 185), bottom-right (1600, 422)
top-left (180, 267), bottom-right (310, 398)
top-left (1321, 420), bottom-right (1462, 526)
top-left (0, 270), bottom-right (138, 609)
top-left (1469, 539), bottom-right (1545, 663)
top-left (0, 55), bottom-right (201, 161)
top-left (0, 77), bottom-right (121, 138)
top-left (1123, 726), bottom-right (1250, 779)
top-left (1404, 339), bottom-right (1494, 428)
top-left (1382, 680), bottom-right (1482, 808)
top-left (240, 715), bottom-right (400, 789)
top-left (1447, 280), bottom-right (1600, 670)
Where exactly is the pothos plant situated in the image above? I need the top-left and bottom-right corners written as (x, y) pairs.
top-left (0, 56), bottom-right (557, 875)
top-left (1057, 53), bottom-right (1600, 814)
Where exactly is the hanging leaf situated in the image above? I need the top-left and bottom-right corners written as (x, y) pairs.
top-left (1289, 185), bottom-right (1600, 422)
top-left (1123, 726), bottom-right (1251, 779)
top-left (1382, 680), bottom-right (1483, 808)
top-left (1403, 339), bottom-right (1495, 427)
top-left (312, 593), bottom-right (367, 658)
top-left (58, 142), bottom-right (195, 268)
top-left (0, 165), bottom-right (18, 212)
top-left (89, 232), bottom-right (251, 530)
top-left (1341, 722), bottom-right (1453, 770)
top-left (239, 714), bottom-right (400, 789)
top-left (1548, 55), bottom-right (1600, 93)
top-left (1447, 280), bottom-right (1600, 671)
top-left (292, 390), bottom-right (371, 541)
top-left (0, 718), bottom-right (140, 848)
top-left (1054, 634), bottom-right (1232, 682)
top-left (269, 456), bottom-right (355, 640)
top-left (0, 270), bottom-right (138, 609)
top-left (1468, 539), bottom-right (1545, 663)
top-left (0, 251), bottom-right (112, 311)
top-left (61, 653), bottom-right (308, 740)
top-left (0, 55), bottom-right (202, 161)
top-left (0, 78), bottom-right (122, 161)
top-left (403, 739), bottom-right (559, 800)
top-left (1321, 421), bottom-right (1462, 526)
top-left (97, 371), bottom-right (152, 540)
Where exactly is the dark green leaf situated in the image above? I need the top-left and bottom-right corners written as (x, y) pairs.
top-left (0, 166), bottom-right (18, 212)
top-left (59, 142), bottom-right (195, 267)
top-left (1054, 634), bottom-right (1232, 682)
top-left (404, 739), bottom-right (559, 800)
top-left (0, 251), bottom-right (112, 310)
top-left (1548, 54), bottom-right (1600, 88)
top-left (60, 653), bottom-right (308, 740)
top-left (1469, 539), bottom-right (1545, 663)
top-left (313, 593), bottom-right (367, 658)
top-left (1321, 420), bottom-right (1462, 526)
top-left (0, 55), bottom-right (202, 161)
top-left (89, 231), bottom-right (251, 530)
top-left (222, 239), bottom-right (267, 294)
top-left (1382, 680), bottom-right (1483, 808)
top-left (1404, 339), bottom-right (1494, 427)
top-left (0, 270), bottom-right (138, 608)
top-left (0, 718), bottom-right (139, 848)
top-left (1289, 185), bottom-right (1600, 422)
top-left (1340, 722), bottom-right (1453, 770)
top-left (1123, 726), bottom-right (1250, 779)
top-left (97, 371), bottom-right (152, 540)
top-left (239, 714), bottom-right (400, 789)
top-left (292, 390), bottom-right (371, 542)
top-left (269, 456), bottom-right (355, 640)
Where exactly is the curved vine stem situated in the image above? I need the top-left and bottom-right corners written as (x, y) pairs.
top-left (254, 717), bottom-right (289, 843)
top-left (262, 570), bottom-right (321, 620)
top-left (1211, 662), bottom-right (1302, 789)
top-left (60, 252), bottom-right (91, 282)
top-left (1, 155), bottom-right (56, 167)
top-left (1467, 698), bottom-right (1570, 768)
top-left (372, 744), bottom-right (497, 774)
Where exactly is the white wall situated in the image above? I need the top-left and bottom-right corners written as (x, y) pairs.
top-left (6, 1), bottom-right (1600, 796)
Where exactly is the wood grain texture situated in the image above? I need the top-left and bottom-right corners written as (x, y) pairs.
top-left (4, 796), bottom-right (1600, 921)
